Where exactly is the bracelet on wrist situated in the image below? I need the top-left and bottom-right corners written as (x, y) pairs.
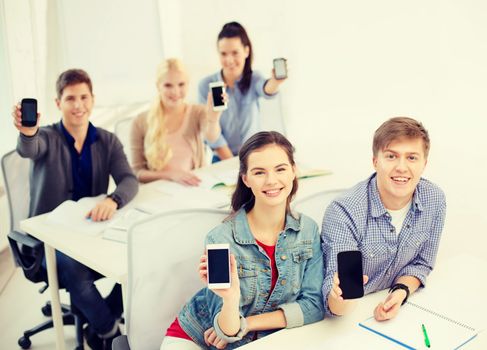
top-left (389, 283), bottom-right (410, 305)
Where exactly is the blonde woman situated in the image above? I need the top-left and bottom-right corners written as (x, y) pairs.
top-left (131, 59), bottom-right (223, 185)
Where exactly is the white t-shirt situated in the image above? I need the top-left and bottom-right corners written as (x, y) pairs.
top-left (387, 200), bottom-right (412, 234)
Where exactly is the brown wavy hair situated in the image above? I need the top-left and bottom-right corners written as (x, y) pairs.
top-left (231, 131), bottom-right (298, 214)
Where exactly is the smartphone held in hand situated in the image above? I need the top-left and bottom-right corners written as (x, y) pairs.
top-left (207, 243), bottom-right (231, 289)
top-left (209, 82), bottom-right (227, 111)
top-left (21, 98), bottom-right (38, 127)
top-left (337, 250), bottom-right (364, 299)
top-left (273, 58), bottom-right (288, 80)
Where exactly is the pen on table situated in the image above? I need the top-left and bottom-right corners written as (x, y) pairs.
top-left (422, 323), bottom-right (431, 348)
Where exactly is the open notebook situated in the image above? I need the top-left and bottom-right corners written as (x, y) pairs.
top-left (359, 255), bottom-right (487, 349)
top-left (46, 195), bottom-right (116, 235)
top-left (359, 301), bottom-right (477, 349)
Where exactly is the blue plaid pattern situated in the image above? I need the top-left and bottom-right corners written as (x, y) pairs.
top-left (321, 173), bottom-right (446, 316)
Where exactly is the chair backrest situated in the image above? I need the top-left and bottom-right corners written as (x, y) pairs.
top-left (1, 150), bottom-right (30, 233)
top-left (126, 208), bottom-right (230, 350)
top-left (260, 93), bottom-right (287, 135)
top-left (1, 150), bottom-right (46, 282)
top-left (292, 189), bottom-right (346, 227)
top-left (114, 116), bottom-right (136, 166)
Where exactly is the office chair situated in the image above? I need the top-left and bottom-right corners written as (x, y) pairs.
top-left (292, 188), bottom-right (347, 227)
top-left (112, 208), bottom-right (230, 350)
top-left (2, 150), bottom-right (86, 350)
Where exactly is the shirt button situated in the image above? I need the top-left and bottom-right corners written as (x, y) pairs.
top-left (271, 303), bottom-right (277, 308)
top-left (370, 253), bottom-right (375, 258)
top-left (280, 279), bottom-right (287, 285)
top-left (281, 255), bottom-right (287, 261)
top-left (390, 228), bottom-right (394, 233)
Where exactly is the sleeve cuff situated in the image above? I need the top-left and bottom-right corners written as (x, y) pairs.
top-left (262, 79), bottom-right (279, 99)
top-left (397, 268), bottom-right (429, 287)
top-left (213, 312), bottom-right (247, 343)
top-left (207, 134), bottom-right (228, 149)
top-left (19, 130), bottom-right (39, 140)
top-left (279, 302), bottom-right (304, 328)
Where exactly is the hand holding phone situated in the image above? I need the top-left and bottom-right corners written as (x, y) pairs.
top-left (21, 98), bottom-right (38, 127)
top-left (337, 250), bottom-right (364, 299)
top-left (209, 82), bottom-right (227, 111)
top-left (206, 244), bottom-right (231, 289)
top-left (273, 58), bottom-right (288, 80)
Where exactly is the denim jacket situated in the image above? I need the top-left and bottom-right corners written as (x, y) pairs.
top-left (178, 209), bottom-right (325, 349)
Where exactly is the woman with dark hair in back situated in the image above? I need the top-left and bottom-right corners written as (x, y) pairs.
top-left (198, 22), bottom-right (288, 161)
top-left (161, 131), bottom-right (324, 349)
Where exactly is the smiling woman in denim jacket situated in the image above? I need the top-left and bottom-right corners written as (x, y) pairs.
top-left (161, 131), bottom-right (325, 349)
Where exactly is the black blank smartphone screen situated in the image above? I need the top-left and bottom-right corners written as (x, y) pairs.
top-left (211, 86), bottom-right (225, 107)
top-left (208, 249), bottom-right (230, 283)
top-left (21, 99), bottom-right (37, 126)
top-left (337, 250), bottom-right (364, 299)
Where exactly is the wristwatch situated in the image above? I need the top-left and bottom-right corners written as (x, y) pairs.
top-left (389, 283), bottom-right (410, 305)
top-left (107, 193), bottom-right (122, 209)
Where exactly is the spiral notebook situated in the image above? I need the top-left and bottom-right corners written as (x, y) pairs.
top-left (359, 301), bottom-right (478, 349)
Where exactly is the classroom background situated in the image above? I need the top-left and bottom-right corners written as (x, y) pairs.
top-left (1, 0), bottom-right (486, 348)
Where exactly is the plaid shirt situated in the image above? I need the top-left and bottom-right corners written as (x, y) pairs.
top-left (321, 173), bottom-right (446, 316)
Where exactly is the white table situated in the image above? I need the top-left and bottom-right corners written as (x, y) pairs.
top-left (239, 253), bottom-right (487, 349)
top-left (18, 157), bottom-right (236, 350)
top-left (19, 157), bottom-right (342, 350)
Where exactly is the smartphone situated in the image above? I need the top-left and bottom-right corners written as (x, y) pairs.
top-left (273, 58), bottom-right (288, 80)
top-left (206, 243), bottom-right (231, 289)
top-left (21, 98), bottom-right (38, 127)
top-left (209, 82), bottom-right (227, 111)
top-left (337, 250), bottom-right (364, 299)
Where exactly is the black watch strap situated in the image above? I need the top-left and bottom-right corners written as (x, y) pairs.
top-left (107, 193), bottom-right (122, 209)
top-left (389, 283), bottom-right (410, 305)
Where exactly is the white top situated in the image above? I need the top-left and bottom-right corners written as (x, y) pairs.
top-left (387, 200), bottom-right (411, 234)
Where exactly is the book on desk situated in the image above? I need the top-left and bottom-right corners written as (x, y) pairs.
top-left (359, 301), bottom-right (478, 349)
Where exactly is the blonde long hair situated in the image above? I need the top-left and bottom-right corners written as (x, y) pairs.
top-left (144, 58), bottom-right (187, 171)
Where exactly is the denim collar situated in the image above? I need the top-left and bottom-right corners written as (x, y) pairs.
top-left (219, 70), bottom-right (243, 86)
top-left (232, 208), bottom-right (301, 245)
top-left (369, 173), bottom-right (424, 218)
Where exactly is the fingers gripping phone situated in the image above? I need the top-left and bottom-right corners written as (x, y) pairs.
top-left (207, 243), bottom-right (231, 289)
top-left (337, 250), bottom-right (364, 299)
top-left (21, 98), bottom-right (38, 127)
top-left (273, 58), bottom-right (288, 80)
top-left (209, 81), bottom-right (227, 111)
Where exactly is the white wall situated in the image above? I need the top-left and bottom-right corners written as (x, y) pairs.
top-left (174, 0), bottom-right (487, 259)
top-left (56, 0), bottom-right (164, 106)
top-left (1, 0), bottom-right (486, 255)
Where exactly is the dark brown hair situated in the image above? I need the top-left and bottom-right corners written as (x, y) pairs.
top-left (56, 69), bottom-right (93, 99)
top-left (373, 117), bottom-right (430, 158)
top-left (218, 22), bottom-right (253, 95)
top-left (231, 131), bottom-right (298, 214)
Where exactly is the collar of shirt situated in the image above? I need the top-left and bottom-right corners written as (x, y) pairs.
top-left (231, 208), bottom-right (301, 245)
top-left (60, 121), bottom-right (98, 150)
top-left (368, 173), bottom-right (424, 219)
top-left (218, 70), bottom-right (243, 87)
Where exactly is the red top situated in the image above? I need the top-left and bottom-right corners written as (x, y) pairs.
top-left (165, 317), bottom-right (192, 340)
top-left (255, 239), bottom-right (278, 292)
top-left (165, 241), bottom-right (278, 340)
